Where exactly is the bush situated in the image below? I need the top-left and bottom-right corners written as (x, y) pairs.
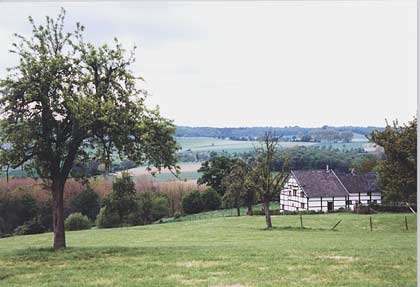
top-left (70, 187), bottom-right (100, 220)
top-left (201, 188), bottom-right (221, 211)
top-left (130, 191), bottom-right (170, 225)
top-left (353, 204), bottom-right (376, 214)
top-left (20, 194), bottom-right (38, 223)
top-left (182, 190), bottom-right (203, 214)
top-left (96, 207), bottom-right (121, 228)
top-left (174, 211), bottom-right (182, 219)
top-left (14, 216), bottom-right (46, 235)
top-left (64, 213), bottom-right (91, 231)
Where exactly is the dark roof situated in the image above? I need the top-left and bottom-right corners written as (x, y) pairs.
top-left (291, 170), bottom-right (348, 197)
top-left (335, 172), bottom-right (380, 194)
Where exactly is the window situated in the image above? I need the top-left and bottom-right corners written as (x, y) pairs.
top-left (300, 192), bottom-right (305, 198)
top-left (346, 200), bottom-right (352, 206)
top-left (301, 203), bottom-right (305, 209)
top-left (293, 190), bottom-right (297, 196)
top-left (281, 204), bottom-right (285, 210)
top-left (289, 191), bottom-right (291, 196)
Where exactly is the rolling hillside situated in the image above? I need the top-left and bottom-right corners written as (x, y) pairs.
top-left (0, 213), bottom-right (416, 287)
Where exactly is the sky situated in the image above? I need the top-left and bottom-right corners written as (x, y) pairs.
top-left (0, 1), bottom-right (416, 128)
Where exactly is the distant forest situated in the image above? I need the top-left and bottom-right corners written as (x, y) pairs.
top-left (176, 126), bottom-right (383, 142)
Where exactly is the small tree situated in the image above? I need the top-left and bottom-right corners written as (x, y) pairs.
top-left (0, 9), bottom-right (178, 249)
top-left (197, 156), bottom-right (236, 196)
top-left (251, 132), bottom-right (287, 228)
top-left (104, 172), bottom-right (137, 225)
top-left (222, 159), bottom-right (256, 216)
top-left (70, 187), bottom-right (100, 221)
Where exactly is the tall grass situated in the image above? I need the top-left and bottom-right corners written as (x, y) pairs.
top-left (0, 176), bottom-right (205, 217)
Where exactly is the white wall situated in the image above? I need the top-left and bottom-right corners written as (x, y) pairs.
top-left (280, 176), bottom-right (308, 212)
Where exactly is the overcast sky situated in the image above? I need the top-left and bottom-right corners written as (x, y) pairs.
top-left (0, 1), bottom-right (416, 127)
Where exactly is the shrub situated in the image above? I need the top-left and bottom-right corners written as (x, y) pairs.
top-left (64, 213), bottom-right (91, 231)
top-left (96, 207), bottom-right (120, 228)
top-left (182, 190), bottom-right (203, 214)
top-left (130, 191), bottom-right (170, 225)
top-left (14, 216), bottom-right (46, 235)
top-left (70, 187), bottom-right (100, 220)
top-left (20, 194), bottom-right (38, 223)
top-left (37, 199), bottom-right (53, 232)
top-left (353, 204), bottom-right (376, 214)
top-left (174, 211), bottom-right (182, 219)
top-left (201, 188), bottom-right (221, 211)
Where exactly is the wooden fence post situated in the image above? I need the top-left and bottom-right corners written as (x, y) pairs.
top-left (369, 216), bottom-right (373, 232)
top-left (300, 214), bottom-right (303, 229)
top-left (405, 216), bottom-right (409, 231)
top-left (331, 219), bottom-right (342, 231)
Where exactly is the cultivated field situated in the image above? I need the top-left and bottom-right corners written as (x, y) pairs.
top-left (0, 213), bottom-right (416, 287)
top-left (176, 137), bottom-right (315, 153)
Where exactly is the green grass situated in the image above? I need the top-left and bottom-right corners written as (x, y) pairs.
top-left (0, 213), bottom-right (416, 287)
top-left (161, 203), bottom-right (279, 223)
top-left (176, 137), bottom-right (315, 153)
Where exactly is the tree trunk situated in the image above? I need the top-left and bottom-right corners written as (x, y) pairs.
top-left (52, 179), bottom-right (66, 250)
top-left (237, 207), bottom-right (241, 217)
top-left (247, 204), bottom-right (253, 216)
top-left (263, 195), bottom-right (272, 229)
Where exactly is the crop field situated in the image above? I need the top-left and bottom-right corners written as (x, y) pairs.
top-left (176, 137), bottom-right (315, 153)
top-left (0, 213), bottom-right (416, 287)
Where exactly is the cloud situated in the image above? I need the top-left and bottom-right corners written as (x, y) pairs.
top-left (0, 1), bottom-right (416, 127)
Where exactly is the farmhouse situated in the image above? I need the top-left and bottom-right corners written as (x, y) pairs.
top-left (279, 167), bottom-right (381, 212)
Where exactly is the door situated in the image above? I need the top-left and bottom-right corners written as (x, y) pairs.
top-left (327, 201), bottom-right (334, 212)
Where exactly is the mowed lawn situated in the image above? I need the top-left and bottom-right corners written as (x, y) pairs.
top-left (0, 213), bottom-right (416, 287)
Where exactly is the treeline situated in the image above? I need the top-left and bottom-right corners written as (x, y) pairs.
top-left (263, 146), bottom-right (379, 173)
top-left (175, 125), bottom-right (382, 140)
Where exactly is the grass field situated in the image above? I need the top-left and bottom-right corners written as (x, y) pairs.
top-left (0, 213), bottom-right (416, 287)
top-left (176, 137), bottom-right (315, 153)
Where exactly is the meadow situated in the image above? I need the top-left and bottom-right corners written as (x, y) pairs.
top-left (0, 213), bottom-right (416, 287)
top-left (176, 137), bottom-right (315, 153)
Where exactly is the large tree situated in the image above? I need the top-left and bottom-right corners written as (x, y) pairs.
top-left (0, 9), bottom-right (178, 249)
top-left (370, 118), bottom-right (417, 204)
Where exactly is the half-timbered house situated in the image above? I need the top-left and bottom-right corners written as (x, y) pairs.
top-left (279, 168), bottom-right (381, 212)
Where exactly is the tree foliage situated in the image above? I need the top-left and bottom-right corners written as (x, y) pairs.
top-left (181, 190), bottom-right (203, 215)
top-left (197, 156), bottom-right (237, 196)
top-left (0, 9), bottom-right (178, 249)
top-left (222, 159), bottom-right (256, 216)
top-left (370, 118), bottom-right (417, 204)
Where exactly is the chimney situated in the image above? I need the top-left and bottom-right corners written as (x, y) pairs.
top-left (326, 165), bottom-right (329, 172)
top-left (351, 168), bottom-right (355, 175)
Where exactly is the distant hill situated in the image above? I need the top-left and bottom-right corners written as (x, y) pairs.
top-left (175, 126), bottom-right (383, 140)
